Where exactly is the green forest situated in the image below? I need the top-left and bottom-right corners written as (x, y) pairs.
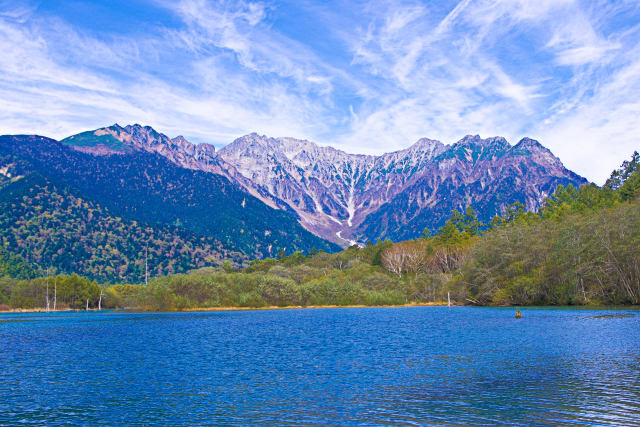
top-left (0, 135), bottom-right (339, 276)
top-left (0, 172), bottom-right (249, 282)
top-left (1, 151), bottom-right (638, 311)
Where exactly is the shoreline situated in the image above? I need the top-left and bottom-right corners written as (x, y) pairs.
top-left (0, 308), bottom-right (90, 313)
top-left (181, 302), bottom-right (450, 312)
top-left (2, 303), bottom-right (639, 314)
top-left (0, 303), bottom-right (451, 313)
top-left (170, 303), bottom-right (640, 313)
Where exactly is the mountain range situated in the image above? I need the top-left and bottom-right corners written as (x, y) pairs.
top-left (59, 124), bottom-right (587, 244)
top-left (219, 132), bottom-right (586, 244)
top-left (0, 124), bottom-right (587, 281)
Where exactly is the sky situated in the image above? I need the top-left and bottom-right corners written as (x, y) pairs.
top-left (1, 0), bottom-right (639, 184)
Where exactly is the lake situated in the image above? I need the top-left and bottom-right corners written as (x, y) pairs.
top-left (1, 307), bottom-right (639, 425)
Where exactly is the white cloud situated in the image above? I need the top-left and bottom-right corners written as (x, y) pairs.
top-left (0, 0), bottom-right (639, 183)
top-left (538, 48), bottom-right (640, 184)
top-left (325, 0), bottom-right (640, 183)
top-left (546, 9), bottom-right (620, 66)
top-left (0, 1), bottom-right (337, 144)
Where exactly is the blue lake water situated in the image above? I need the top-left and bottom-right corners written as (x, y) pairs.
top-left (1, 307), bottom-right (639, 425)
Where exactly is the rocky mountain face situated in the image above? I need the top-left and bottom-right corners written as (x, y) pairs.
top-left (61, 125), bottom-right (288, 210)
top-left (57, 124), bottom-right (586, 247)
top-left (354, 136), bottom-right (586, 242)
top-left (219, 133), bottom-right (587, 245)
top-left (218, 133), bottom-right (375, 246)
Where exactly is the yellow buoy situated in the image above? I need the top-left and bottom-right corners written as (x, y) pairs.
top-left (515, 310), bottom-right (522, 319)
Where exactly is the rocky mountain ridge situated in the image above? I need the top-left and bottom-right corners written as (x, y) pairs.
top-left (61, 124), bottom-right (289, 210)
top-left (58, 124), bottom-right (587, 246)
top-left (218, 133), bottom-right (586, 244)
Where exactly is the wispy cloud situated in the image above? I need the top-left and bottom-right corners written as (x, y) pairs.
top-left (0, 0), bottom-right (336, 143)
top-left (0, 0), bottom-right (639, 183)
top-left (328, 0), bottom-right (640, 182)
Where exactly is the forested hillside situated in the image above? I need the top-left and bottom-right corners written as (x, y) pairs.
top-left (0, 172), bottom-right (249, 282)
top-left (452, 185), bottom-right (639, 305)
top-left (0, 135), bottom-right (339, 281)
top-left (1, 152), bottom-right (638, 310)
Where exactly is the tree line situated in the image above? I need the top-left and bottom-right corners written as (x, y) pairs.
top-left (1, 151), bottom-right (638, 311)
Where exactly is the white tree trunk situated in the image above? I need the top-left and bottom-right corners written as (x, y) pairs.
top-left (145, 245), bottom-right (149, 286)
top-left (46, 268), bottom-right (50, 312)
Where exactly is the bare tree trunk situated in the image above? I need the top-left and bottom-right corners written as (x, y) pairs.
top-left (98, 288), bottom-right (103, 311)
top-left (86, 299), bottom-right (89, 311)
top-left (53, 277), bottom-right (57, 311)
top-left (46, 267), bottom-right (50, 312)
top-left (145, 245), bottom-right (149, 286)
top-left (580, 276), bottom-right (587, 303)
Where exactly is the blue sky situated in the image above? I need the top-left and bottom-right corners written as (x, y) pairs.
top-left (1, 0), bottom-right (639, 183)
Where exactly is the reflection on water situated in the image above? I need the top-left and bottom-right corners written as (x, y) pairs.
top-left (1, 307), bottom-right (639, 425)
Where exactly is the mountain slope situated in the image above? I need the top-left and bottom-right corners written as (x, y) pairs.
top-left (0, 135), bottom-right (340, 264)
top-left (356, 137), bottom-right (586, 241)
top-left (59, 124), bottom-right (585, 246)
top-left (218, 133), bottom-right (376, 246)
top-left (219, 133), bottom-right (587, 245)
top-left (61, 124), bottom-right (289, 211)
top-left (0, 169), bottom-right (245, 283)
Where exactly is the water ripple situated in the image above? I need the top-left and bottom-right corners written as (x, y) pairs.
top-left (1, 307), bottom-right (639, 425)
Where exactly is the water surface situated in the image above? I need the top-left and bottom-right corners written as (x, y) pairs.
top-left (1, 307), bottom-right (639, 425)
